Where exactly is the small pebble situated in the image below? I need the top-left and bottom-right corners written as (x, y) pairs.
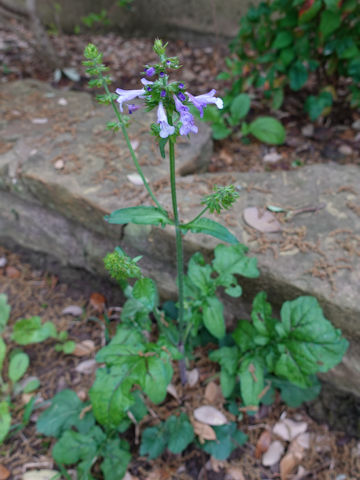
top-left (338, 144), bottom-right (353, 156)
top-left (302, 124), bottom-right (314, 137)
top-left (0, 257), bottom-right (7, 268)
top-left (263, 152), bottom-right (282, 163)
top-left (58, 97), bottom-right (68, 106)
top-left (54, 159), bottom-right (65, 170)
top-left (351, 119), bottom-right (360, 131)
top-left (31, 118), bottom-right (48, 124)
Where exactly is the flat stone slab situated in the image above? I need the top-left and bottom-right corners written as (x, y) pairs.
top-left (1, 80), bottom-right (360, 397)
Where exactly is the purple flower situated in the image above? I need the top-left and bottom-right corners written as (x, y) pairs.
top-left (157, 102), bottom-right (175, 138)
top-left (128, 104), bottom-right (141, 114)
top-left (141, 78), bottom-right (153, 86)
top-left (177, 92), bottom-right (186, 102)
top-left (173, 95), bottom-right (198, 136)
top-left (179, 83), bottom-right (184, 89)
top-left (159, 72), bottom-right (165, 77)
top-left (166, 60), bottom-right (171, 66)
top-left (115, 87), bottom-right (145, 112)
top-left (144, 67), bottom-right (155, 77)
top-left (186, 89), bottom-right (223, 118)
top-left (160, 89), bottom-right (166, 98)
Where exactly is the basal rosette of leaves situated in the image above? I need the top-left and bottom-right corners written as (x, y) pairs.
top-left (222, 0), bottom-right (360, 123)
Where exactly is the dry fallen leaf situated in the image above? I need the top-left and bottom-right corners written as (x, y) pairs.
top-left (273, 418), bottom-right (308, 441)
top-left (204, 381), bottom-right (223, 404)
top-left (73, 340), bottom-right (95, 357)
top-left (280, 434), bottom-right (308, 480)
top-left (187, 368), bottom-right (199, 387)
top-left (22, 470), bottom-right (58, 480)
top-left (166, 383), bottom-right (179, 401)
top-left (0, 465), bottom-right (10, 480)
top-left (75, 359), bottom-right (97, 374)
top-left (194, 405), bottom-right (227, 426)
top-left (210, 457), bottom-right (226, 472)
top-left (89, 292), bottom-right (106, 313)
top-left (61, 305), bottom-right (83, 316)
top-left (127, 173), bottom-right (147, 185)
top-left (243, 207), bottom-right (282, 233)
top-left (280, 453), bottom-right (299, 480)
top-left (226, 466), bottom-right (245, 480)
top-left (255, 429), bottom-right (272, 459)
top-left (262, 440), bottom-right (284, 467)
top-left (192, 420), bottom-right (217, 444)
top-left (5, 266), bottom-right (21, 278)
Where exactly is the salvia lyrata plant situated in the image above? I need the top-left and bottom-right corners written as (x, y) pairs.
top-left (32, 40), bottom-right (349, 479)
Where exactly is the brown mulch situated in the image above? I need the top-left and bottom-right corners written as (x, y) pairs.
top-left (1, 246), bottom-right (360, 480)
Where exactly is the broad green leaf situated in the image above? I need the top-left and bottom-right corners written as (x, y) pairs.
top-left (166, 413), bottom-right (194, 454)
top-left (62, 340), bottom-right (76, 354)
top-left (239, 356), bottom-right (264, 406)
top-left (0, 338), bottom-right (6, 372)
top-left (280, 48), bottom-right (295, 67)
top-left (0, 401), bottom-right (11, 444)
top-left (0, 294), bottom-right (10, 333)
top-left (37, 389), bottom-right (94, 437)
top-left (270, 375), bottom-right (321, 407)
top-left (132, 278), bottom-right (158, 311)
top-left (324, 0), bottom-right (340, 10)
top-left (105, 206), bottom-right (172, 227)
top-left (184, 217), bottom-right (238, 244)
top-left (230, 94), bottom-right (251, 121)
top-left (12, 317), bottom-right (57, 345)
top-left (271, 88), bottom-right (284, 110)
top-left (289, 61), bottom-right (308, 91)
top-left (185, 252), bottom-right (213, 297)
top-left (90, 366), bottom-right (135, 428)
top-left (203, 296), bottom-right (225, 339)
top-left (248, 116), bottom-right (285, 145)
top-left (158, 137), bottom-right (168, 159)
top-left (319, 10), bottom-right (341, 39)
top-left (22, 377), bottom-right (41, 393)
top-left (201, 422), bottom-right (247, 460)
top-left (210, 346), bottom-right (239, 397)
top-left (8, 352), bottom-right (29, 383)
top-left (232, 320), bottom-right (257, 353)
top-left (251, 292), bottom-right (277, 340)
top-left (271, 31), bottom-right (293, 50)
top-left (213, 244), bottom-right (259, 296)
top-left (140, 423), bottom-right (168, 459)
top-left (274, 296), bottom-right (349, 388)
top-left (348, 58), bottom-right (360, 82)
top-left (101, 438), bottom-right (131, 480)
top-left (299, 0), bottom-right (322, 23)
top-left (143, 355), bottom-right (173, 403)
top-left (305, 92), bottom-right (333, 121)
top-left (211, 123), bottom-right (232, 140)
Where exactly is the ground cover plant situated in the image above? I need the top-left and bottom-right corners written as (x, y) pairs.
top-left (20, 40), bottom-right (351, 480)
top-left (220, 0), bottom-right (360, 131)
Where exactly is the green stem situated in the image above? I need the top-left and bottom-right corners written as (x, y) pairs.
top-left (102, 80), bottom-right (165, 214)
top-left (183, 205), bottom-right (209, 226)
top-left (169, 139), bottom-right (187, 384)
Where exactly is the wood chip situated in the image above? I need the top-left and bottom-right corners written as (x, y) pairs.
top-left (73, 340), bottom-right (95, 357)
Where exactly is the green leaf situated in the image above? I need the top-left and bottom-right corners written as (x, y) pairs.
top-left (251, 292), bottom-right (277, 340)
top-left (319, 10), bottom-right (341, 39)
top-left (210, 346), bottom-right (239, 397)
top-left (140, 423), bottom-right (168, 459)
top-left (0, 338), bottom-right (6, 373)
top-left (62, 340), bottom-right (76, 354)
top-left (166, 413), bottom-right (194, 454)
top-left (289, 61), bottom-right (308, 91)
top-left (270, 375), bottom-right (321, 407)
top-left (230, 94), bottom-right (251, 121)
top-left (105, 206), bottom-right (172, 227)
top-left (0, 294), bottom-right (10, 333)
top-left (305, 92), bottom-right (333, 121)
top-left (271, 88), bottom-right (284, 110)
top-left (248, 116), bottom-right (286, 145)
top-left (324, 0), bottom-right (340, 10)
top-left (37, 389), bottom-right (94, 438)
top-left (132, 278), bottom-right (158, 311)
top-left (158, 137), bottom-right (168, 159)
top-left (271, 31), bottom-right (293, 50)
top-left (8, 352), bottom-right (29, 383)
top-left (211, 123), bottom-right (232, 140)
top-left (101, 438), bottom-right (131, 480)
top-left (274, 297), bottom-right (349, 388)
top-left (239, 356), bottom-right (264, 406)
top-left (233, 320), bottom-right (257, 353)
top-left (213, 244), bottom-right (259, 296)
top-left (184, 217), bottom-right (238, 244)
top-left (0, 401), bottom-right (11, 444)
top-left (348, 58), bottom-right (360, 82)
top-left (12, 317), bottom-right (57, 345)
top-left (23, 377), bottom-right (41, 393)
top-left (299, 0), bottom-right (322, 23)
top-left (201, 423), bottom-right (247, 460)
top-left (185, 252), bottom-right (213, 296)
top-left (203, 296), bottom-right (225, 339)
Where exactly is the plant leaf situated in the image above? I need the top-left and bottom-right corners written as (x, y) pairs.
top-left (12, 317), bottom-right (57, 345)
top-left (166, 413), bottom-right (194, 454)
top-left (100, 438), bottom-right (131, 480)
top-left (230, 94), bottom-right (251, 121)
top-left (210, 346), bottom-right (239, 398)
top-left (289, 61), bottom-right (308, 91)
top-left (0, 294), bottom-right (10, 334)
top-left (184, 217), bottom-right (238, 244)
top-left (201, 422), bottom-right (247, 460)
top-left (8, 352), bottom-right (29, 383)
top-left (105, 206), bottom-right (172, 227)
top-left (0, 401), bottom-right (11, 444)
top-left (203, 296), bottom-right (225, 339)
top-left (239, 356), bottom-right (264, 406)
top-left (248, 117), bottom-right (286, 145)
top-left (274, 296), bottom-right (349, 387)
top-left (140, 423), bottom-right (168, 459)
top-left (0, 338), bottom-right (6, 373)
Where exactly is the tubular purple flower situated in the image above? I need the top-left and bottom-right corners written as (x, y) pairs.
top-left (141, 78), bottom-right (153, 86)
top-left (186, 89), bottom-right (223, 118)
top-left (115, 88), bottom-right (145, 112)
top-left (144, 67), bottom-right (155, 77)
top-left (157, 102), bottom-right (175, 138)
top-left (128, 104), bottom-right (141, 114)
top-left (173, 95), bottom-right (198, 136)
top-left (160, 89), bottom-right (166, 98)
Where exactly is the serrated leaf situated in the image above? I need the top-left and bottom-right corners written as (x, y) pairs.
top-left (248, 117), bottom-right (286, 145)
top-left (0, 294), bottom-right (10, 333)
top-left (203, 296), bottom-right (225, 339)
top-left (201, 422), bottom-right (247, 460)
top-left (251, 292), bottom-right (277, 339)
top-left (239, 356), bottom-right (264, 406)
top-left (0, 401), bottom-right (11, 444)
top-left (213, 244), bottom-right (259, 296)
top-left (12, 317), bottom-right (57, 345)
top-left (184, 217), bottom-right (238, 244)
top-left (140, 423), bottom-right (168, 459)
top-left (166, 413), bottom-right (194, 454)
top-left (105, 206), bottom-right (172, 227)
top-left (185, 252), bottom-right (213, 296)
top-left (132, 278), bottom-right (158, 311)
top-left (274, 297), bottom-right (349, 388)
top-left (101, 438), bottom-right (131, 480)
top-left (37, 389), bottom-right (94, 438)
top-left (8, 352), bottom-right (29, 383)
